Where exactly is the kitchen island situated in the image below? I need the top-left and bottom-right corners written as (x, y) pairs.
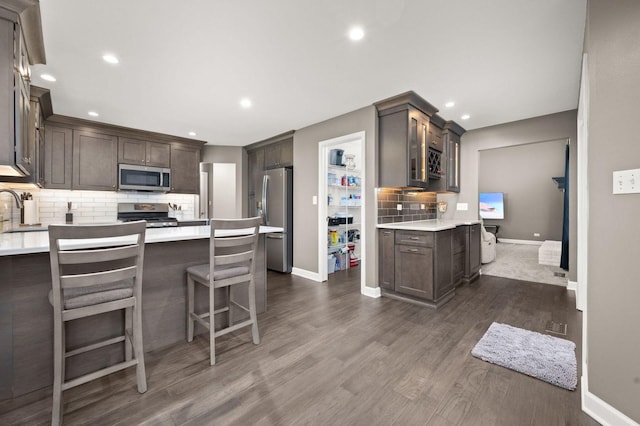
top-left (377, 219), bottom-right (482, 309)
top-left (0, 225), bottom-right (282, 400)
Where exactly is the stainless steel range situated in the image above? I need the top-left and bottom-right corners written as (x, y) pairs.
top-left (117, 203), bottom-right (178, 228)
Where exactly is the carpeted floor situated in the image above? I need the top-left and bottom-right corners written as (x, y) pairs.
top-left (481, 242), bottom-right (568, 286)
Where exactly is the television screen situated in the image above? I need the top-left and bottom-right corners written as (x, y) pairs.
top-left (479, 192), bottom-right (505, 219)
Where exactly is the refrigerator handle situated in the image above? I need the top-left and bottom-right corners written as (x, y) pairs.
top-left (262, 174), bottom-right (269, 225)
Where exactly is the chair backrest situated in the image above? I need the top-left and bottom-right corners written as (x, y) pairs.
top-left (209, 217), bottom-right (262, 281)
top-left (48, 221), bottom-right (147, 309)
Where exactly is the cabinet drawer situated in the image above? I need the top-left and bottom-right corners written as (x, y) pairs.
top-left (395, 231), bottom-right (433, 247)
top-left (429, 124), bottom-right (443, 152)
top-left (396, 245), bottom-right (430, 256)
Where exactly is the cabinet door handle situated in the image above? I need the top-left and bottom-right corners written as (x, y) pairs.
top-left (409, 236), bottom-right (420, 240)
top-left (383, 231), bottom-right (392, 235)
top-left (408, 248), bottom-right (419, 253)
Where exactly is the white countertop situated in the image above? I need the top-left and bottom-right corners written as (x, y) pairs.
top-left (0, 225), bottom-right (284, 256)
top-left (376, 219), bottom-right (481, 232)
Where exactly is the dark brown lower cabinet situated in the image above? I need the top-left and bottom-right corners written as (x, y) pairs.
top-left (452, 226), bottom-right (466, 285)
top-left (433, 229), bottom-right (453, 300)
top-left (378, 228), bottom-right (455, 308)
top-left (395, 244), bottom-right (434, 300)
top-left (463, 223), bottom-right (481, 282)
top-left (378, 229), bottom-right (395, 290)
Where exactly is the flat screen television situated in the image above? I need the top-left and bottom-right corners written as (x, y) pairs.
top-left (479, 192), bottom-right (505, 219)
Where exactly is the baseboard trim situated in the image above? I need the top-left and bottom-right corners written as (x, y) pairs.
top-left (567, 280), bottom-right (577, 291)
top-left (498, 238), bottom-right (544, 245)
top-left (582, 375), bottom-right (638, 426)
top-left (291, 267), bottom-right (323, 282)
top-left (361, 286), bottom-right (381, 298)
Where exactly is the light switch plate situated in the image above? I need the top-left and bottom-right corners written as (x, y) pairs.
top-left (613, 168), bottom-right (640, 194)
top-left (312, 195), bottom-right (317, 205)
top-left (457, 203), bottom-right (468, 211)
top-left (396, 204), bottom-right (402, 211)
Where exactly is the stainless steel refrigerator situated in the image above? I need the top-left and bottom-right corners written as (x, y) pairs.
top-left (259, 168), bottom-right (293, 273)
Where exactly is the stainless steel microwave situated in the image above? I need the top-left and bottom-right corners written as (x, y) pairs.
top-left (118, 164), bottom-right (171, 192)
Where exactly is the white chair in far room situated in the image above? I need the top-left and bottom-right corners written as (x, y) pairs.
top-left (481, 225), bottom-right (497, 264)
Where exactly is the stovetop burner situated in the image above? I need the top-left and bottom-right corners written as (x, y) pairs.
top-left (117, 203), bottom-right (178, 228)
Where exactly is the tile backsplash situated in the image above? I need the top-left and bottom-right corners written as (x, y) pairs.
top-left (376, 188), bottom-right (437, 224)
top-left (0, 188), bottom-right (197, 228)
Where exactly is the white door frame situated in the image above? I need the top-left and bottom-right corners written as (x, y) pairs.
top-left (318, 131), bottom-right (366, 292)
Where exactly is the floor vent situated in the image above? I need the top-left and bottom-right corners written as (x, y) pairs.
top-left (545, 321), bottom-right (567, 336)
top-left (554, 271), bottom-right (566, 277)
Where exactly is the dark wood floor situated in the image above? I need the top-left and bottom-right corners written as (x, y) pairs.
top-left (0, 269), bottom-right (599, 425)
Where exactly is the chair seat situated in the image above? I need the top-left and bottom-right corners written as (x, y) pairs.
top-left (48, 279), bottom-right (134, 310)
top-left (186, 264), bottom-right (250, 282)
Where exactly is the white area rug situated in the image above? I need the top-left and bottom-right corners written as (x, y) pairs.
top-left (481, 243), bottom-right (568, 286)
top-left (472, 322), bottom-right (577, 390)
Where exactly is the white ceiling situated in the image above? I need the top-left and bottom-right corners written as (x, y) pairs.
top-left (30, 0), bottom-right (587, 146)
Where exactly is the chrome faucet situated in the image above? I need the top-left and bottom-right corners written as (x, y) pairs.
top-left (0, 188), bottom-right (24, 209)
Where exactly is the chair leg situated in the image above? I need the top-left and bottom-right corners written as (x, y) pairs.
top-left (248, 279), bottom-right (260, 345)
top-left (227, 286), bottom-right (233, 327)
top-left (209, 280), bottom-right (216, 366)
top-left (125, 307), bottom-right (132, 361)
top-left (187, 274), bottom-right (195, 342)
top-left (51, 315), bottom-right (64, 426)
top-left (133, 300), bottom-right (147, 393)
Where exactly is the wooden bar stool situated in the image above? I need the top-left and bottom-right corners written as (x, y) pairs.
top-left (48, 221), bottom-right (148, 426)
top-left (186, 217), bottom-right (262, 365)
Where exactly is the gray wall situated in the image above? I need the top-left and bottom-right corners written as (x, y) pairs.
top-left (585, 0), bottom-right (640, 421)
top-left (479, 140), bottom-right (566, 241)
top-left (201, 145), bottom-right (246, 218)
top-left (293, 106), bottom-right (377, 288)
top-left (440, 110), bottom-right (578, 281)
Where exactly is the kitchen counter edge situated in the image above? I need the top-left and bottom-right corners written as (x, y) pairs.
top-left (376, 219), bottom-right (482, 232)
top-left (0, 225), bottom-right (284, 256)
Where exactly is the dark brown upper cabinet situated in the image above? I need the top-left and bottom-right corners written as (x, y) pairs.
top-left (41, 115), bottom-right (204, 193)
top-left (0, 15), bottom-right (28, 176)
top-left (375, 91), bottom-right (438, 189)
top-left (0, 3), bottom-right (46, 178)
top-left (170, 143), bottom-right (200, 194)
top-left (264, 139), bottom-right (293, 169)
top-left (245, 131), bottom-right (294, 215)
top-left (443, 121), bottom-right (465, 193)
top-left (428, 115), bottom-right (444, 153)
top-left (72, 129), bottom-right (118, 191)
top-left (119, 137), bottom-right (171, 168)
top-left (43, 125), bottom-right (72, 189)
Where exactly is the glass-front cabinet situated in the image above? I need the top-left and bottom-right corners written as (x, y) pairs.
top-left (443, 121), bottom-right (465, 193)
top-left (327, 160), bottom-right (361, 273)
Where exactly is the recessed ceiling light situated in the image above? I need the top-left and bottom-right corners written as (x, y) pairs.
top-left (41, 74), bottom-right (56, 82)
top-left (445, 101), bottom-right (455, 108)
top-left (461, 114), bottom-right (470, 120)
top-left (240, 98), bottom-right (252, 108)
top-left (88, 111), bottom-right (99, 117)
top-left (188, 131), bottom-right (196, 137)
top-left (349, 26), bottom-right (365, 41)
top-left (102, 54), bottom-right (119, 64)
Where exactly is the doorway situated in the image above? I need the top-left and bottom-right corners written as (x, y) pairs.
top-left (318, 132), bottom-right (365, 289)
